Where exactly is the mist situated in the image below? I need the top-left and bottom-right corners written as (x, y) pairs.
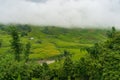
top-left (0, 0), bottom-right (120, 28)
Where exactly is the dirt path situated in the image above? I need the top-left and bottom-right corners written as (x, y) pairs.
top-left (38, 60), bottom-right (55, 64)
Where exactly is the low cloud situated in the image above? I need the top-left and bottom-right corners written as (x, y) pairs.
top-left (0, 0), bottom-right (120, 28)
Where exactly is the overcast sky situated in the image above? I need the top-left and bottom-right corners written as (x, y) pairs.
top-left (0, 0), bottom-right (120, 28)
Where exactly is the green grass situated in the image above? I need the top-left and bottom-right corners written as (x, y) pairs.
top-left (0, 26), bottom-right (107, 61)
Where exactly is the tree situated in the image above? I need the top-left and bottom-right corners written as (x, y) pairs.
top-left (74, 58), bottom-right (89, 80)
top-left (63, 57), bottom-right (74, 80)
top-left (99, 51), bottom-right (120, 80)
top-left (107, 26), bottom-right (116, 38)
top-left (100, 28), bottom-right (120, 79)
top-left (24, 42), bottom-right (31, 62)
top-left (41, 63), bottom-right (52, 80)
top-left (85, 27), bottom-right (120, 80)
top-left (0, 39), bottom-right (2, 48)
top-left (42, 27), bottom-right (49, 34)
top-left (0, 54), bottom-right (32, 80)
top-left (10, 26), bottom-right (22, 61)
top-left (32, 64), bottom-right (43, 78)
top-left (16, 24), bottom-right (32, 32)
top-left (86, 43), bottom-right (102, 58)
top-left (63, 50), bottom-right (70, 57)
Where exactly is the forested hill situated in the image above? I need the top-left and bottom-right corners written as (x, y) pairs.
top-left (31, 26), bottom-right (107, 43)
top-left (0, 24), bottom-right (107, 44)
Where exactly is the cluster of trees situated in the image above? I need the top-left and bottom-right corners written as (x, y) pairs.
top-left (42, 26), bottom-right (68, 35)
top-left (0, 26), bottom-right (120, 80)
top-left (0, 24), bottom-right (31, 37)
top-left (10, 26), bottom-right (31, 62)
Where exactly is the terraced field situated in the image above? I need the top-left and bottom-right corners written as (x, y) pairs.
top-left (0, 25), bottom-right (107, 62)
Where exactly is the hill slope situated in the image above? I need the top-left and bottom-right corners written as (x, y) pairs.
top-left (0, 25), bottom-right (107, 60)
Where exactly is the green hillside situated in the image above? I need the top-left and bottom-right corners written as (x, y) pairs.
top-left (0, 24), bottom-right (107, 60)
top-left (0, 24), bottom-right (119, 80)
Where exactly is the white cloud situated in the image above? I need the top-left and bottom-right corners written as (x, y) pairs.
top-left (0, 0), bottom-right (120, 28)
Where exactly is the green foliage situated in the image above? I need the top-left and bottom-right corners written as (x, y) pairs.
top-left (106, 26), bottom-right (116, 38)
top-left (63, 50), bottom-right (70, 57)
top-left (1, 24), bottom-right (120, 80)
top-left (0, 54), bottom-right (32, 80)
top-left (0, 39), bottom-right (2, 48)
top-left (62, 57), bottom-right (75, 80)
top-left (100, 51), bottom-right (120, 80)
top-left (0, 24), bottom-right (107, 60)
top-left (10, 26), bottom-right (22, 61)
top-left (74, 58), bottom-right (89, 79)
top-left (31, 63), bottom-right (53, 80)
top-left (32, 64), bottom-right (43, 78)
top-left (0, 24), bottom-right (4, 30)
top-left (24, 42), bottom-right (31, 62)
top-left (16, 24), bottom-right (32, 32)
top-left (17, 74), bottom-right (21, 80)
top-left (84, 27), bottom-right (120, 80)
top-left (21, 32), bottom-right (28, 37)
top-left (86, 43), bottom-right (102, 58)
top-left (41, 63), bottom-right (51, 80)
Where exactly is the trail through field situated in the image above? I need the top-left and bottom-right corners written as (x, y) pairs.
top-left (38, 60), bottom-right (55, 64)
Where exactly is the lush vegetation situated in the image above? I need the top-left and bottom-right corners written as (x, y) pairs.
top-left (0, 24), bottom-right (119, 80)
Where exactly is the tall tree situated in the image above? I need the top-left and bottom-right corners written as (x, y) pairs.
top-left (24, 42), bottom-right (31, 62)
top-left (63, 57), bottom-right (74, 80)
top-left (107, 26), bottom-right (116, 38)
top-left (10, 26), bottom-right (22, 61)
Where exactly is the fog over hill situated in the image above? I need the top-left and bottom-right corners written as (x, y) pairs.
top-left (0, 0), bottom-right (120, 28)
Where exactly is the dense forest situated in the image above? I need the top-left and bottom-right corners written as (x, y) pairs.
top-left (0, 24), bottom-right (120, 80)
